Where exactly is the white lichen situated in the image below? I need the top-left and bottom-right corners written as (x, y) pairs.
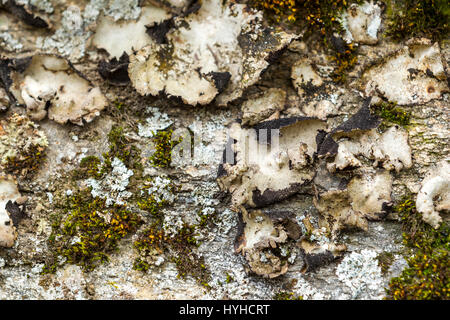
top-left (86, 157), bottom-right (133, 206)
top-left (92, 5), bottom-right (169, 59)
top-left (416, 160), bottom-right (450, 229)
top-left (137, 107), bottom-right (173, 138)
top-left (362, 39), bottom-right (448, 105)
top-left (0, 176), bottom-right (20, 248)
top-left (339, 1), bottom-right (382, 44)
top-left (129, 0), bottom-right (296, 106)
top-left (0, 32), bottom-right (23, 52)
top-left (335, 249), bottom-right (384, 299)
top-left (8, 54), bottom-right (107, 125)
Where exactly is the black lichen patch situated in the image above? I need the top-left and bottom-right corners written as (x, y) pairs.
top-left (208, 71), bottom-right (231, 94)
top-left (146, 18), bottom-right (175, 44)
top-left (385, 0), bottom-right (449, 42)
top-left (252, 183), bottom-right (304, 208)
top-left (318, 97), bottom-right (380, 158)
top-left (0, 57), bottom-right (32, 101)
top-left (98, 53), bottom-right (130, 86)
top-left (301, 250), bottom-right (336, 272)
top-left (2, 0), bottom-right (49, 28)
top-left (385, 197), bottom-right (449, 300)
top-left (5, 200), bottom-right (27, 227)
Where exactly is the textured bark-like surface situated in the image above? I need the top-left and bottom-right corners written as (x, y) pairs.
top-left (0, 0), bottom-right (448, 300)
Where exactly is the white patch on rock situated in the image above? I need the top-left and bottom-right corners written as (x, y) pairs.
top-left (0, 32), bottom-right (23, 52)
top-left (92, 6), bottom-right (170, 59)
top-left (328, 126), bottom-right (412, 173)
top-left (218, 119), bottom-right (326, 208)
top-left (16, 0), bottom-right (54, 14)
top-left (36, 6), bottom-right (89, 60)
top-left (314, 189), bottom-right (368, 236)
top-left (291, 58), bottom-right (324, 96)
top-left (416, 160), bottom-right (450, 229)
top-left (336, 249), bottom-right (384, 299)
top-left (347, 169), bottom-right (392, 220)
top-left (339, 1), bottom-right (382, 44)
top-left (137, 107), bottom-right (173, 138)
top-left (362, 39), bottom-right (448, 105)
top-left (0, 176), bottom-right (20, 248)
top-left (129, 0), bottom-right (296, 106)
top-left (235, 210), bottom-right (289, 278)
top-left (9, 55), bottom-right (107, 125)
top-left (86, 157), bottom-right (134, 206)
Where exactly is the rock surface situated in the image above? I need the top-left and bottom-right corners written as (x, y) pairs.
top-left (0, 0), bottom-right (448, 300)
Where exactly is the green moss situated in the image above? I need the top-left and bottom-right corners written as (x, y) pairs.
top-left (250, 0), bottom-right (363, 83)
top-left (377, 251), bottom-right (395, 275)
top-left (149, 129), bottom-right (183, 168)
top-left (133, 222), bottom-right (211, 286)
top-left (372, 101), bottom-right (411, 128)
top-left (385, 0), bottom-right (450, 42)
top-left (225, 273), bottom-right (234, 283)
top-left (4, 144), bottom-right (46, 178)
top-left (133, 258), bottom-right (150, 272)
top-left (72, 156), bottom-right (102, 180)
top-left (385, 197), bottom-right (450, 300)
top-left (273, 291), bottom-right (303, 300)
top-left (43, 189), bottom-right (142, 273)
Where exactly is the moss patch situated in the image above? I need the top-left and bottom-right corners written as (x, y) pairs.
top-left (273, 291), bottom-right (304, 300)
top-left (385, 0), bottom-right (450, 42)
top-left (149, 129), bottom-right (183, 168)
top-left (43, 189), bottom-right (142, 273)
top-left (371, 101), bottom-right (411, 129)
top-left (251, 0), bottom-right (363, 83)
top-left (385, 197), bottom-right (449, 300)
top-left (4, 144), bottom-right (46, 178)
top-left (133, 222), bottom-right (211, 287)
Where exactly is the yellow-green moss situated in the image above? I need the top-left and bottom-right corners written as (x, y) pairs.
top-left (385, 0), bottom-right (450, 42)
top-left (4, 144), bottom-right (46, 178)
top-left (250, 0), bottom-right (363, 83)
top-left (385, 197), bottom-right (450, 300)
top-left (372, 101), bottom-right (411, 128)
top-left (134, 223), bottom-right (210, 285)
top-left (273, 291), bottom-right (304, 300)
top-left (43, 189), bottom-right (142, 273)
top-left (149, 129), bottom-right (182, 168)
top-left (377, 251), bottom-right (395, 275)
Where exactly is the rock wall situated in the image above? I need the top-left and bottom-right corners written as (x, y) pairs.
top-left (0, 0), bottom-right (448, 299)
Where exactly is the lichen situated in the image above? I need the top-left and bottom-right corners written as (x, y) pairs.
top-left (0, 113), bottom-right (48, 178)
top-left (251, 0), bottom-right (363, 82)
